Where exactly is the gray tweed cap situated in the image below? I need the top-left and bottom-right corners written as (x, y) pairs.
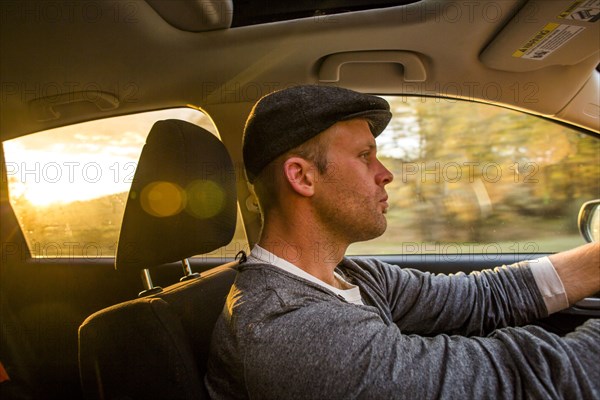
top-left (242, 85), bottom-right (392, 183)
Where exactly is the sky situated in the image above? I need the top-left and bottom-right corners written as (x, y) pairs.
top-left (4, 108), bottom-right (215, 206)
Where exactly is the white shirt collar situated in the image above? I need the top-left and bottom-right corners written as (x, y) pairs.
top-left (247, 245), bottom-right (364, 305)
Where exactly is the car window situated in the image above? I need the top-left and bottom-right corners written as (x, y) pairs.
top-left (3, 108), bottom-right (248, 259)
top-left (347, 96), bottom-right (599, 255)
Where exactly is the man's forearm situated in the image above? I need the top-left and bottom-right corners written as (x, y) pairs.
top-left (550, 242), bottom-right (600, 305)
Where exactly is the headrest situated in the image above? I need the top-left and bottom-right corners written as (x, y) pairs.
top-left (115, 119), bottom-right (237, 271)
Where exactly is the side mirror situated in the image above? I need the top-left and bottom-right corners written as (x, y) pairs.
top-left (578, 200), bottom-right (600, 243)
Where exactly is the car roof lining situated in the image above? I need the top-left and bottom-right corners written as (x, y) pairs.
top-left (1, 0), bottom-right (599, 141)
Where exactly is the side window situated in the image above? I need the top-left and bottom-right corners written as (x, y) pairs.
top-left (348, 97), bottom-right (599, 255)
top-left (3, 108), bottom-right (248, 259)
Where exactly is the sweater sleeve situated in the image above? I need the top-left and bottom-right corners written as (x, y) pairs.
top-left (347, 259), bottom-right (548, 336)
top-left (243, 301), bottom-right (599, 400)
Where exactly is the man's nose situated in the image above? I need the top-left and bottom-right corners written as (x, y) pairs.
top-left (376, 160), bottom-right (394, 186)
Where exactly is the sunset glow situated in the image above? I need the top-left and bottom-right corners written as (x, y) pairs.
top-left (4, 108), bottom-right (215, 207)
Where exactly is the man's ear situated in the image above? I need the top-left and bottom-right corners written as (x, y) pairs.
top-left (283, 157), bottom-right (316, 197)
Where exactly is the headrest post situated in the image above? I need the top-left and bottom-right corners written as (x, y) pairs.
top-left (180, 258), bottom-right (200, 282)
top-left (138, 268), bottom-right (163, 297)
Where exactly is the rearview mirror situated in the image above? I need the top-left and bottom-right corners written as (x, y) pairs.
top-left (578, 200), bottom-right (600, 243)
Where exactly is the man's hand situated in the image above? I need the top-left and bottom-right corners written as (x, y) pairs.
top-left (550, 242), bottom-right (600, 305)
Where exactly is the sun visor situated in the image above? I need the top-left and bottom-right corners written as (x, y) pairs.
top-left (480, 0), bottom-right (599, 72)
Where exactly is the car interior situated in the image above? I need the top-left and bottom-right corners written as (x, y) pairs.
top-left (79, 119), bottom-right (240, 399)
top-left (1, 0), bottom-right (599, 399)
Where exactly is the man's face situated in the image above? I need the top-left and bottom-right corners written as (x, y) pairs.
top-left (312, 119), bottom-right (394, 244)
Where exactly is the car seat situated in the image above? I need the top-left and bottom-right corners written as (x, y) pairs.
top-left (78, 119), bottom-right (239, 400)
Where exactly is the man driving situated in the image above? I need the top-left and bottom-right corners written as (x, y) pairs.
top-left (205, 85), bottom-right (600, 399)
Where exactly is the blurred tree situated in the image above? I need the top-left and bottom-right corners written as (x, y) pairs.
top-left (377, 96), bottom-right (599, 248)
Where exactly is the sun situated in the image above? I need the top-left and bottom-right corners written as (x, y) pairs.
top-left (3, 143), bottom-right (139, 207)
top-left (2, 107), bottom-right (212, 208)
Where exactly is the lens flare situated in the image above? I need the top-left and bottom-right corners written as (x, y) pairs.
top-left (140, 181), bottom-right (185, 217)
top-left (186, 180), bottom-right (225, 219)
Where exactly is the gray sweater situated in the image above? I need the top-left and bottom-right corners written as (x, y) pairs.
top-left (205, 258), bottom-right (600, 399)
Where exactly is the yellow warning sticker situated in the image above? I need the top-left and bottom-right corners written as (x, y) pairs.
top-left (558, 0), bottom-right (600, 22)
top-left (513, 23), bottom-right (560, 58)
top-left (512, 23), bottom-right (585, 59)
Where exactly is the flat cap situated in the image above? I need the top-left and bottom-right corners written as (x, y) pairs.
top-left (242, 85), bottom-right (391, 183)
